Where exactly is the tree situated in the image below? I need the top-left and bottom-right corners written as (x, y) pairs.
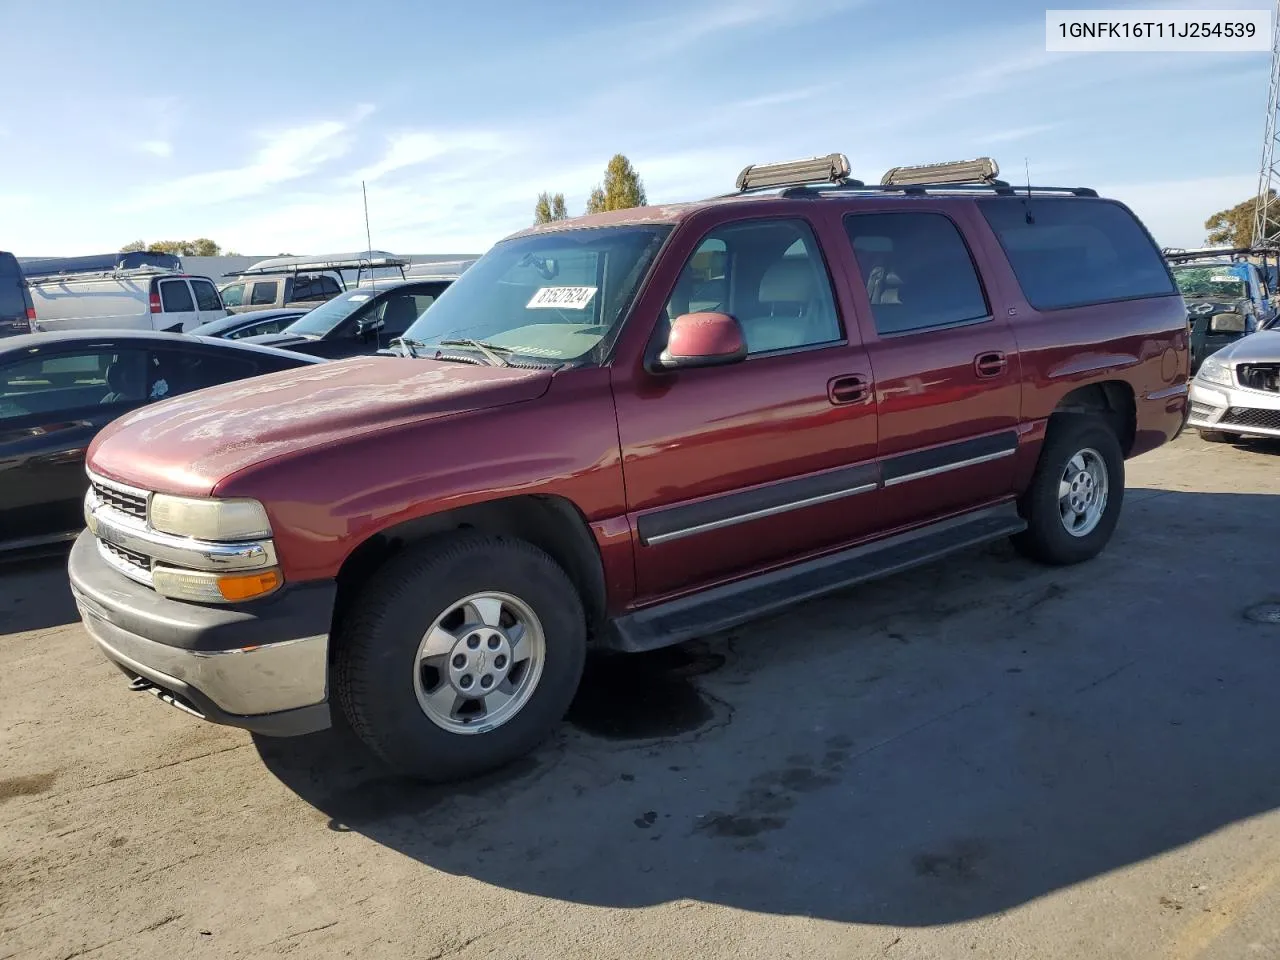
top-left (118, 239), bottom-right (226, 256)
top-left (1204, 191), bottom-right (1280, 248)
top-left (584, 153), bottom-right (646, 215)
top-left (534, 191), bottom-right (568, 224)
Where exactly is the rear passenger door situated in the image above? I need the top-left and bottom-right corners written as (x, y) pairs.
top-left (155, 278), bottom-right (201, 332)
top-left (838, 207), bottom-right (1021, 530)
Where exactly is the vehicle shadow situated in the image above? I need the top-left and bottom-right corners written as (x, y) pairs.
top-left (0, 546), bottom-right (79, 633)
top-left (256, 488), bottom-right (1280, 926)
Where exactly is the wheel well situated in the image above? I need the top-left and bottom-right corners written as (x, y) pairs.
top-left (330, 495), bottom-right (608, 649)
top-left (1051, 381), bottom-right (1136, 454)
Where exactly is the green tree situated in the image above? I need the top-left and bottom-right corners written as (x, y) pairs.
top-left (123, 239), bottom-right (226, 256)
top-left (1204, 191), bottom-right (1280, 247)
top-left (584, 154), bottom-right (646, 215)
top-left (119, 240), bottom-right (146, 253)
top-left (534, 191), bottom-right (568, 224)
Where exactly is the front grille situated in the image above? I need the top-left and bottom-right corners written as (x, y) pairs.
top-left (1219, 407), bottom-right (1280, 431)
top-left (1189, 401), bottom-right (1217, 421)
top-left (91, 480), bottom-right (147, 521)
top-left (1237, 363), bottom-right (1280, 394)
top-left (102, 539), bottom-right (150, 572)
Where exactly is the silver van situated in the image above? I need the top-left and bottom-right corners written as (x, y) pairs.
top-left (27, 267), bottom-right (227, 333)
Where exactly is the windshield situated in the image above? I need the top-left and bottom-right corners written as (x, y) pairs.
top-left (282, 288), bottom-right (379, 336)
top-left (400, 225), bottom-right (671, 362)
top-left (1173, 265), bottom-right (1248, 299)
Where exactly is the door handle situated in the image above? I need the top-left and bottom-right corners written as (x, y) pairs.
top-left (828, 374), bottom-right (870, 405)
top-left (974, 351), bottom-right (1008, 378)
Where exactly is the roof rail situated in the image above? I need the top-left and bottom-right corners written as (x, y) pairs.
top-left (778, 182), bottom-right (1099, 199)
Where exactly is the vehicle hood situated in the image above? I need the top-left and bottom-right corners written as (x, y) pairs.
top-left (87, 357), bottom-right (555, 496)
top-left (1209, 328), bottom-right (1280, 363)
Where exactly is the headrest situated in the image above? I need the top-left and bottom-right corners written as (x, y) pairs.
top-left (759, 258), bottom-right (813, 303)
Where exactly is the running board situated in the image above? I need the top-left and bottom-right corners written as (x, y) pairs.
top-left (606, 502), bottom-right (1026, 653)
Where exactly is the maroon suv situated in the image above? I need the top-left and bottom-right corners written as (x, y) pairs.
top-left (69, 155), bottom-right (1190, 781)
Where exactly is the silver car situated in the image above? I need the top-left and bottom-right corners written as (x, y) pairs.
top-left (1187, 326), bottom-right (1280, 442)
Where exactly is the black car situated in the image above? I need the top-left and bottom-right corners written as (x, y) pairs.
top-left (241, 278), bottom-right (452, 359)
top-left (0, 251), bottom-right (34, 339)
top-left (189, 307), bottom-right (310, 341)
top-left (0, 331), bottom-right (323, 553)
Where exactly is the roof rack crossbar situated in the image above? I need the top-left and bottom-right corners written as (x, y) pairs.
top-left (24, 265), bottom-right (176, 286)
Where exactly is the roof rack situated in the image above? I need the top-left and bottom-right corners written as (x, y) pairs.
top-left (227, 250), bottom-right (411, 281)
top-left (1163, 246), bottom-right (1272, 263)
top-left (25, 265), bottom-right (177, 286)
top-left (711, 152), bottom-right (1097, 201)
top-left (20, 251), bottom-right (183, 279)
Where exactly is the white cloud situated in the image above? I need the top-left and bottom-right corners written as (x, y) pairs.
top-left (621, 0), bottom-right (867, 57)
top-left (139, 140), bottom-right (172, 158)
top-left (979, 124), bottom-right (1062, 145)
top-left (126, 110), bottom-right (369, 210)
top-left (355, 129), bottom-right (511, 183)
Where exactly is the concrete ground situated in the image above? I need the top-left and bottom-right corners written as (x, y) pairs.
top-left (2, 431), bottom-right (1279, 960)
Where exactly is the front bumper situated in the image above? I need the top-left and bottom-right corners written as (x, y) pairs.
top-left (68, 530), bottom-right (335, 736)
top-left (1188, 379), bottom-right (1280, 438)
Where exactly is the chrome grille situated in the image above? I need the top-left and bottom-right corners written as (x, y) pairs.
top-left (1220, 407), bottom-right (1280, 431)
top-left (90, 480), bottom-right (147, 521)
top-left (101, 539), bottom-right (150, 572)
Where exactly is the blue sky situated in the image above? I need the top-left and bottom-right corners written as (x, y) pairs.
top-left (0, 0), bottom-right (1273, 255)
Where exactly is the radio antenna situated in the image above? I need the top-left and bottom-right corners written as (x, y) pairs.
top-left (362, 180), bottom-right (376, 293)
top-left (1023, 157), bottom-right (1036, 225)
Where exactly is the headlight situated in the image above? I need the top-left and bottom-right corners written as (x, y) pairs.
top-left (152, 566), bottom-right (283, 603)
top-left (149, 494), bottom-right (272, 541)
top-left (1196, 356), bottom-right (1233, 387)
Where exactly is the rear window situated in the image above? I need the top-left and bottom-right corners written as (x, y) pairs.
top-left (158, 279), bottom-right (194, 313)
top-left (190, 279), bottom-right (223, 311)
top-left (977, 198), bottom-right (1175, 310)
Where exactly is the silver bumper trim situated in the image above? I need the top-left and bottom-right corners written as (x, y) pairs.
top-left (78, 604), bottom-right (329, 716)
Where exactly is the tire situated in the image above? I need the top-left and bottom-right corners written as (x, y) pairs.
top-left (1011, 415), bottom-right (1125, 566)
top-left (1197, 429), bottom-right (1237, 444)
top-left (334, 534), bottom-right (586, 782)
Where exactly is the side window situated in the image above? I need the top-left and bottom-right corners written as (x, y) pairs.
top-left (377, 292), bottom-right (426, 337)
top-left (158, 279), bottom-right (195, 313)
top-left (220, 283), bottom-right (245, 307)
top-left (663, 219), bottom-right (841, 356)
top-left (412, 293), bottom-right (437, 316)
top-left (316, 276), bottom-right (342, 298)
top-left (978, 197), bottom-right (1175, 310)
top-left (0, 349), bottom-right (149, 419)
top-left (190, 279), bottom-right (223, 311)
top-left (250, 281), bottom-right (279, 306)
top-left (149, 349), bottom-right (260, 399)
top-left (230, 318), bottom-right (287, 339)
top-left (844, 213), bottom-right (989, 336)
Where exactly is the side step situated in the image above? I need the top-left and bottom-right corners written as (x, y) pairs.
top-left (607, 502), bottom-right (1026, 653)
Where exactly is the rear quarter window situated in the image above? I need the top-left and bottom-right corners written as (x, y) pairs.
top-left (977, 198), bottom-right (1175, 310)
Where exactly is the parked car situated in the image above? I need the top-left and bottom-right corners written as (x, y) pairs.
top-left (190, 308), bottom-right (309, 341)
top-left (218, 252), bottom-right (410, 313)
top-left (69, 153), bottom-right (1188, 782)
top-left (1167, 252), bottom-right (1277, 372)
top-left (1186, 326), bottom-right (1280, 443)
top-left (0, 331), bottom-right (323, 553)
top-left (0, 251), bottom-right (34, 339)
top-left (27, 266), bottom-right (227, 333)
top-left (239, 277), bottom-right (452, 358)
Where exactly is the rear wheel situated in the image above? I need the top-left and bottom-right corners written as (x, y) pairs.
top-left (1011, 415), bottom-right (1124, 566)
top-left (1197, 429), bottom-right (1237, 444)
top-left (334, 534), bottom-right (586, 782)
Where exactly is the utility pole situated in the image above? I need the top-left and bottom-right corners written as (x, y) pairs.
top-left (1253, 0), bottom-right (1280, 247)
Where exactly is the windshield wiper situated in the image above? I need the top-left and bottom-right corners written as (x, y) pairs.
top-left (436, 338), bottom-right (512, 367)
top-left (390, 336), bottom-right (427, 358)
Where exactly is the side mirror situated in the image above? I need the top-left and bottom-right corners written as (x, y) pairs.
top-left (654, 312), bottom-right (747, 371)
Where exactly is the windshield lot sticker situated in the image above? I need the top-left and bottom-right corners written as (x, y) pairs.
top-left (347, 294), bottom-right (372, 302)
top-left (1210, 274), bottom-right (1239, 283)
top-left (527, 286), bottom-right (598, 310)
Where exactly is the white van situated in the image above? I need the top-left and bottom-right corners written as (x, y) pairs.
top-left (27, 268), bottom-right (228, 333)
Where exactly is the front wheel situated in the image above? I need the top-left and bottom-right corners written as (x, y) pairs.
top-left (1011, 415), bottom-right (1125, 566)
top-left (334, 534), bottom-right (586, 782)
